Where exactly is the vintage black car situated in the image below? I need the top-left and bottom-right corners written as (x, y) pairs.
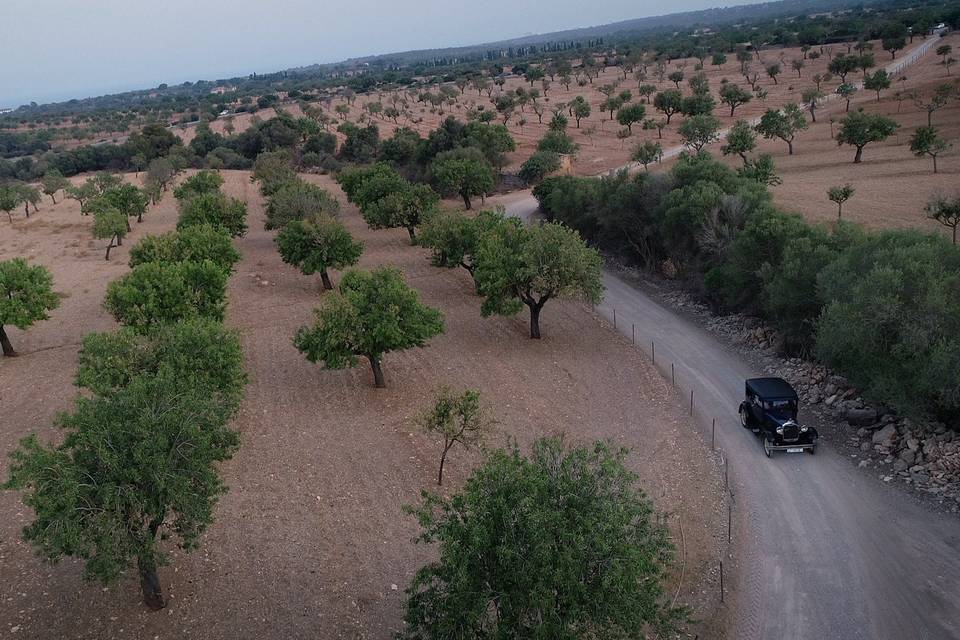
top-left (739, 377), bottom-right (818, 456)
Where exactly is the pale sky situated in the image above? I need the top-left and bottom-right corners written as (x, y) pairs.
top-left (1, 0), bottom-right (759, 107)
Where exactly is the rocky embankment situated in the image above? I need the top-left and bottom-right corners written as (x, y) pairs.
top-left (659, 290), bottom-right (960, 512)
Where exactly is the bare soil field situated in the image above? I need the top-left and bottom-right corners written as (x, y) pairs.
top-left (179, 35), bottom-right (958, 237)
top-left (0, 170), bottom-right (730, 638)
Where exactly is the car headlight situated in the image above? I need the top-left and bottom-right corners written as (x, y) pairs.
top-left (800, 426), bottom-right (808, 432)
top-left (776, 426), bottom-right (784, 435)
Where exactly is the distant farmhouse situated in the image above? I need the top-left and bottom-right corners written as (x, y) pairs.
top-left (210, 85), bottom-right (237, 95)
top-left (0, 107), bottom-right (13, 115)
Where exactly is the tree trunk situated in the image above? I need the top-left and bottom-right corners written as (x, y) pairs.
top-left (105, 238), bottom-right (115, 261)
top-left (125, 218), bottom-right (131, 232)
top-left (407, 227), bottom-right (417, 244)
top-left (854, 146), bottom-right (864, 163)
top-left (529, 304), bottom-right (542, 339)
top-left (138, 556), bottom-right (166, 610)
top-left (50, 194), bottom-right (57, 204)
top-left (320, 270), bottom-right (333, 290)
top-left (952, 225), bottom-right (957, 246)
top-left (138, 212), bottom-right (144, 223)
top-left (462, 193), bottom-right (472, 210)
top-left (24, 202), bottom-right (30, 218)
top-left (0, 326), bottom-right (16, 357)
top-left (368, 356), bottom-right (385, 388)
top-left (438, 443), bottom-right (453, 486)
top-left (787, 140), bottom-right (794, 155)
top-left (810, 106), bottom-right (817, 122)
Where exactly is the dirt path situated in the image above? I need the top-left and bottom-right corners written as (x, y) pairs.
top-left (0, 171), bottom-right (729, 638)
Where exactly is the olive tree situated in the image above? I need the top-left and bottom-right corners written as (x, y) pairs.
top-left (362, 183), bottom-right (439, 242)
top-left (755, 104), bottom-right (807, 155)
top-left (399, 437), bottom-right (683, 639)
top-left (275, 214), bottom-right (363, 289)
top-left (0, 183), bottom-right (22, 223)
top-left (474, 221), bottom-right (603, 339)
top-left (417, 388), bottom-right (492, 485)
top-left (419, 209), bottom-right (511, 287)
top-left (836, 110), bottom-right (899, 163)
top-left (910, 126), bottom-right (950, 174)
top-left (719, 82), bottom-right (752, 116)
top-left (722, 120), bottom-right (757, 164)
top-left (632, 140), bottom-right (663, 171)
top-left (293, 267), bottom-right (444, 388)
top-left (0, 259), bottom-right (59, 357)
top-left (41, 170), bottom-right (70, 204)
top-left (91, 208), bottom-right (129, 260)
top-left (431, 148), bottom-right (495, 210)
top-left (864, 69), bottom-right (891, 101)
top-left (679, 114), bottom-right (721, 152)
top-left (653, 89), bottom-right (683, 124)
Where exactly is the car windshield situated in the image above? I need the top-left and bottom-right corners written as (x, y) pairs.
top-left (763, 399), bottom-right (795, 414)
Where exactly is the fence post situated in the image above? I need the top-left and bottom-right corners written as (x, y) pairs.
top-left (631, 323), bottom-right (635, 345)
top-left (651, 341), bottom-right (655, 364)
top-left (711, 417), bottom-right (716, 450)
top-left (720, 560), bottom-right (725, 603)
top-left (613, 308), bottom-right (617, 329)
top-left (689, 389), bottom-right (694, 415)
top-left (671, 363), bottom-right (675, 387)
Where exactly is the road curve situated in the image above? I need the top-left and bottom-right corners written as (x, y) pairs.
top-left (489, 37), bottom-right (960, 639)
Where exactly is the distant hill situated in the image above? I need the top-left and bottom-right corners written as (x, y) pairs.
top-left (337, 0), bottom-right (865, 66)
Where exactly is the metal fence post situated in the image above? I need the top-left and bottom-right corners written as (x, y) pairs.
top-left (689, 389), bottom-right (694, 415)
top-left (711, 417), bottom-right (716, 450)
top-left (613, 308), bottom-right (617, 329)
top-left (671, 363), bottom-right (675, 387)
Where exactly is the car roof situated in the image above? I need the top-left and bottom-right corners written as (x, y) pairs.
top-left (746, 377), bottom-right (798, 399)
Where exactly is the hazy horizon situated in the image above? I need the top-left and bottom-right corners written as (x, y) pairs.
top-left (1, 0), bottom-right (765, 108)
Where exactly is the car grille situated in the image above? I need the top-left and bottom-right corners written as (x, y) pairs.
top-left (782, 423), bottom-right (800, 442)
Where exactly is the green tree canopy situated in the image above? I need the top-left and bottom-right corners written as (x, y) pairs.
top-left (293, 267), bottom-right (444, 387)
top-left (0, 258), bottom-right (59, 357)
top-left (362, 183), bottom-right (439, 242)
top-left (104, 260), bottom-right (228, 331)
top-left (91, 208), bottom-right (129, 260)
top-left (40, 169), bottom-right (70, 204)
top-left (128, 224), bottom-right (240, 273)
top-left (275, 214), bottom-right (363, 289)
top-left (177, 191), bottom-right (248, 237)
top-left (400, 437), bottom-right (683, 639)
top-left (474, 221), bottom-right (603, 339)
top-left (264, 179), bottom-right (341, 230)
top-left (4, 371), bottom-right (240, 610)
top-left (172, 170), bottom-right (225, 201)
top-left (755, 104), bottom-right (807, 155)
top-left (835, 110), bottom-right (899, 163)
top-left (431, 148), bottom-right (495, 210)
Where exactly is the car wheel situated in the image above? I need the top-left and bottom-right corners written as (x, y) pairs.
top-left (763, 437), bottom-right (772, 458)
top-left (806, 445), bottom-right (816, 455)
top-left (740, 407), bottom-right (749, 428)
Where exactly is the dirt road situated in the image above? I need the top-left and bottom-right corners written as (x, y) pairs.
top-left (496, 185), bottom-right (960, 639)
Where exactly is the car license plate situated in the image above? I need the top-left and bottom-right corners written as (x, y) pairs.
top-left (787, 447), bottom-right (804, 453)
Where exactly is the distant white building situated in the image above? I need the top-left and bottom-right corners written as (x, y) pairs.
top-left (0, 107), bottom-right (13, 114)
top-left (210, 85), bottom-right (237, 95)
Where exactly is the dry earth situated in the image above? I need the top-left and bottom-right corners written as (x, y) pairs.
top-left (175, 34), bottom-right (959, 239)
top-left (0, 170), bottom-right (729, 638)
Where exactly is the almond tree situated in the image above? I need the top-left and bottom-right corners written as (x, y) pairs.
top-left (827, 184), bottom-right (855, 219)
top-left (418, 388), bottom-right (492, 485)
top-left (836, 110), bottom-right (899, 163)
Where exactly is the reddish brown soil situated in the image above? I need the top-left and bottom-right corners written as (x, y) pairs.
top-left (0, 170), bottom-right (728, 638)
